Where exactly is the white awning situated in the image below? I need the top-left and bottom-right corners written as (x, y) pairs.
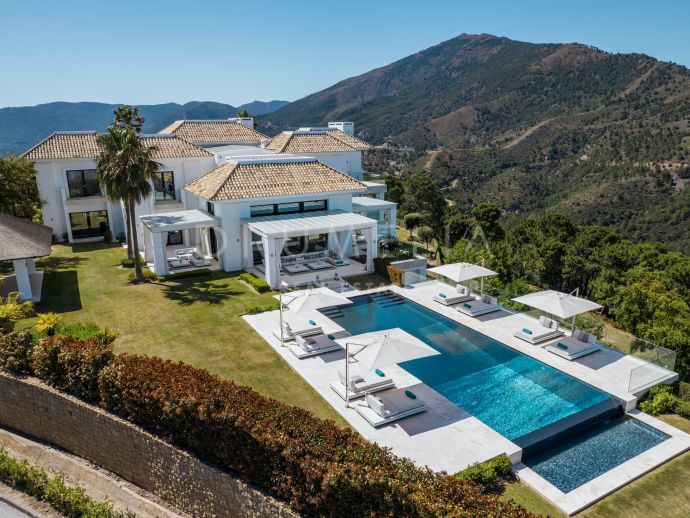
top-left (352, 196), bottom-right (397, 211)
top-left (140, 209), bottom-right (220, 233)
top-left (242, 209), bottom-right (377, 238)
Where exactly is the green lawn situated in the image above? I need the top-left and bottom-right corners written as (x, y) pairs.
top-left (14, 243), bottom-right (690, 516)
top-left (19, 243), bottom-right (345, 424)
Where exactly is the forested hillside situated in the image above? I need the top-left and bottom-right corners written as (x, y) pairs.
top-left (267, 34), bottom-right (690, 252)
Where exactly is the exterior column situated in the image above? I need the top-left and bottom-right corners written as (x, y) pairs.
top-left (61, 189), bottom-right (74, 243)
top-left (241, 227), bottom-right (254, 268)
top-left (12, 259), bottom-right (33, 301)
top-left (363, 224), bottom-right (377, 272)
top-left (377, 192), bottom-right (385, 200)
top-left (25, 258), bottom-right (37, 275)
top-left (151, 232), bottom-right (169, 276)
top-left (202, 227), bottom-right (212, 257)
top-left (388, 206), bottom-right (397, 238)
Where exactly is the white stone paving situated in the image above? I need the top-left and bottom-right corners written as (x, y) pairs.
top-left (243, 282), bottom-right (689, 514)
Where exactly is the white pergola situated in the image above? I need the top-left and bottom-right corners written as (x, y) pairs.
top-left (140, 209), bottom-right (220, 276)
top-left (241, 209), bottom-right (378, 289)
top-left (352, 196), bottom-right (397, 238)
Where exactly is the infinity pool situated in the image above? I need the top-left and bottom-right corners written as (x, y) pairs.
top-left (524, 415), bottom-right (669, 492)
top-left (319, 291), bottom-right (613, 441)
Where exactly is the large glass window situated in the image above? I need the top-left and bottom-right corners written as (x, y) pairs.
top-left (69, 211), bottom-right (109, 238)
top-left (249, 199), bottom-right (328, 217)
top-left (250, 204), bottom-right (274, 217)
top-left (152, 171), bottom-right (176, 202)
top-left (66, 169), bottom-right (100, 198)
top-left (166, 230), bottom-right (183, 245)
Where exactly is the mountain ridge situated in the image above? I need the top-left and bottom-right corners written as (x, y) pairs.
top-left (0, 99), bottom-right (289, 155)
top-left (264, 33), bottom-right (690, 252)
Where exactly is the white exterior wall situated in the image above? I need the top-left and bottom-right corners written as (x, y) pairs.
top-left (312, 152), bottom-right (363, 180)
top-left (34, 155), bottom-right (214, 244)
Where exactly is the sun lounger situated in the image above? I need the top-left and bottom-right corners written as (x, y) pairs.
top-left (455, 294), bottom-right (500, 317)
top-left (271, 314), bottom-right (323, 341)
top-left (433, 284), bottom-right (473, 306)
top-left (329, 368), bottom-right (395, 400)
top-left (355, 388), bottom-right (426, 427)
top-left (288, 334), bottom-right (342, 358)
top-left (514, 316), bottom-right (565, 344)
top-left (307, 260), bottom-right (332, 270)
top-left (546, 330), bottom-right (602, 360)
top-left (168, 259), bottom-right (191, 269)
top-left (327, 257), bottom-right (350, 267)
top-left (284, 263), bottom-right (310, 274)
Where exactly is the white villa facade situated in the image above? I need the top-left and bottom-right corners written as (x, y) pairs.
top-left (24, 119), bottom-right (396, 288)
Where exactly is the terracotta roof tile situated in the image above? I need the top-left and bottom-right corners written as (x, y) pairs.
top-left (23, 132), bottom-right (212, 160)
top-left (266, 129), bottom-right (370, 153)
top-left (158, 120), bottom-right (268, 144)
top-left (184, 159), bottom-right (366, 201)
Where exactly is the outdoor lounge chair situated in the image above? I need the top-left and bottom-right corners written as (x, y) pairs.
top-left (168, 259), bottom-right (191, 269)
top-left (355, 388), bottom-right (426, 427)
top-left (514, 316), bottom-right (565, 344)
top-left (433, 284), bottom-right (473, 306)
top-left (271, 314), bottom-right (323, 341)
top-left (455, 294), bottom-right (500, 317)
top-left (307, 260), bottom-right (332, 270)
top-left (288, 334), bottom-right (342, 358)
top-left (284, 263), bottom-right (310, 274)
top-left (545, 329), bottom-right (602, 360)
top-left (329, 368), bottom-right (395, 400)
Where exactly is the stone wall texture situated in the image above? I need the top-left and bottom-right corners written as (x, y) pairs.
top-left (0, 372), bottom-right (299, 518)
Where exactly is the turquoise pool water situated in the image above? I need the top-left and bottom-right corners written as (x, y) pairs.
top-left (319, 291), bottom-right (613, 441)
top-left (524, 415), bottom-right (669, 492)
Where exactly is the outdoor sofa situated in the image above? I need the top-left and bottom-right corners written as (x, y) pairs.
top-left (455, 294), bottom-right (500, 317)
top-left (355, 388), bottom-right (426, 427)
top-left (329, 368), bottom-right (395, 400)
top-left (288, 334), bottom-right (342, 359)
top-left (514, 315), bottom-right (565, 344)
top-left (545, 329), bottom-right (602, 360)
top-left (433, 284), bottom-right (474, 306)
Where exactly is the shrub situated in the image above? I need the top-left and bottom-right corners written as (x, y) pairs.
top-left (120, 258), bottom-right (134, 268)
top-left (639, 385), bottom-right (678, 415)
top-left (33, 336), bottom-right (114, 401)
top-left (373, 258), bottom-right (404, 286)
top-left (98, 354), bottom-right (530, 517)
top-left (456, 454), bottom-right (513, 486)
top-left (35, 312), bottom-right (63, 336)
top-left (0, 330), bottom-right (34, 374)
top-left (157, 268), bottom-right (212, 281)
top-left (239, 272), bottom-right (271, 293)
top-left (0, 448), bottom-right (122, 517)
top-left (245, 302), bottom-right (280, 314)
top-left (675, 399), bottom-right (690, 419)
top-left (0, 292), bottom-right (35, 333)
top-left (127, 269), bottom-right (157, 283)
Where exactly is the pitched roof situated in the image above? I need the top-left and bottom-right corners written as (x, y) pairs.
top-left (22, 132), bottom-right (212, 160)
top-left (266, 129), bottom-right (370, 153)
top-left (0, 213), bottom-right (53, 261)
top-left (184, 158), bottom-right (367, 201)
top-left (158, 120), bottom-right (268, 144)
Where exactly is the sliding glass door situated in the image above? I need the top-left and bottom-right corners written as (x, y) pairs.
top-left (69, 211), bottom-right (109, 238)
top-left (152, 171), bottom-right (176, 202)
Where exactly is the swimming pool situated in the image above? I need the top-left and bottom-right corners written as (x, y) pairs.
top-left (523, 415), bottom-right (669, 492)
top-left (319, 291), bottom-right (615, 441)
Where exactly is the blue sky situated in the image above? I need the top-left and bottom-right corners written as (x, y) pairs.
top-left (2, 0), bottom-right (689, 108)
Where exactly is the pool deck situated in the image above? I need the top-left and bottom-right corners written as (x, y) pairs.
top-left (243, 281), bottom-right (688, 514)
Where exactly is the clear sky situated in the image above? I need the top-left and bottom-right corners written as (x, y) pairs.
top-left (2, 0), bottom-right (689, 108)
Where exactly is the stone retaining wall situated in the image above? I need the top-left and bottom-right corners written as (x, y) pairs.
top-left (0, 371), bottom-right (298, 518)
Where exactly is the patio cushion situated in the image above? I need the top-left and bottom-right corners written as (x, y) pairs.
top-left (522, 328), bottom-right (532, 335)
top-left (405, 390), bottom-right (417, 399)
top-left (366, 394), bottom-right (387, 417)
top-left (438, 293), bottom-right (447, 298)
top-left (375, 369), bottom-right (385, 377)
top-left (463, 303), bottom-right (472, 308)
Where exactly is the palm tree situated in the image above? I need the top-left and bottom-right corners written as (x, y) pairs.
top-left (96, 126), bottom-right (159, 281)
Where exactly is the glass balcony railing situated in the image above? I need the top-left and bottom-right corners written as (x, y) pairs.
top-left (154, 189), bottom-right (181, 203)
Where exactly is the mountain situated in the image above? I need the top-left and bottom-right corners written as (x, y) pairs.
top-left (0, 100), bottom-right (289, 156)
top-left (266, 34), bottom-right (690, 252)
top-left (236, 99), bottom-right (290, 116)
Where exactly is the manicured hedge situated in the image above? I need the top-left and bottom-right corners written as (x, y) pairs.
top-left (239, 272), bottom-right (271, 293)
top-left (374, 257), bottom-right (405, 286)
top-left (32, 336), bottom-right (114, 402)
top-left (0, 332), bottom-right (533, 517)
top-left (0, 330), bottom-right (33, 374)
top-left (157, 268), bottom-right (213, 281)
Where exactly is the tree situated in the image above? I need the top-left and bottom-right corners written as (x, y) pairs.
top-left (403, 212), bottom-right (425, 241)
top-left (96, 126), bottom-right (159, 281)
top-left (416, 225), bottom-right (435, 256)
top-left (471, 202), bottom-right (504, 241)
top-left (401, 174), bottom-right (446, 231)
top-left (236, 109), bottom-right (258, 128)
top-left (113, 105), bottom-right (145, 133)
top-left (0, 156), bottom-right (42, 220)
top-left (384, 173), bottom-right (404, 205)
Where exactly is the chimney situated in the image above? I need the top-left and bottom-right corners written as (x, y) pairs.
top-left (328, 121), bottom-right (354, 136)
top-left (228, 117), bottom-right (255, 129)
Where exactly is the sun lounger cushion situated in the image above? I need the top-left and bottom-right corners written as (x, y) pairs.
top-left (456, 284), bottom-right (469, 295)
top-left (366, 394), bottom-right (387, 417)
top-left (338, 370), bottom-right (365, 391)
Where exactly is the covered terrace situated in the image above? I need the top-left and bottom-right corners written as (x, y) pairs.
top-left (241, 209), bottom-right (378, 289)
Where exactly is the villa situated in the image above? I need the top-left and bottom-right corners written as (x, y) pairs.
top-left (23, 119), bottom-right (396, 288)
